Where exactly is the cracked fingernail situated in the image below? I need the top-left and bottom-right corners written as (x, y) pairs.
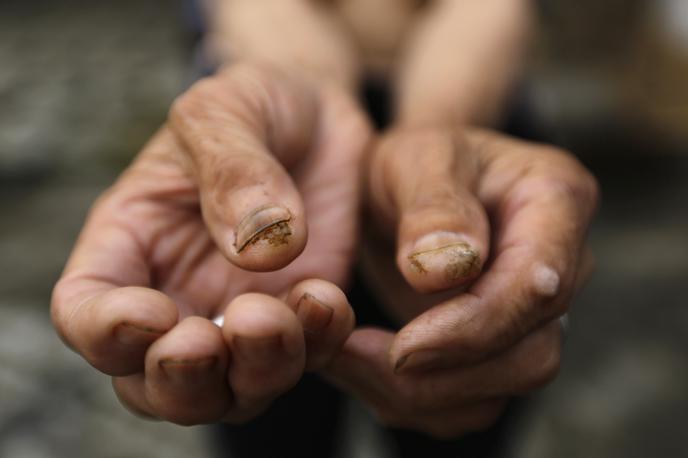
top-left (408, 233), bottom-right (481, 282)
top-left (295, 293), bottom-right (334, 335)
top-left (159, 356), bottom-right (218, 383)
top-left (114, 322), bottom-right (165, 346)
top-left (234, 205), bottom-right (292, 253)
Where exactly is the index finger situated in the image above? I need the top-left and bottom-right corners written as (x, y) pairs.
top-left (391, 132), bottom-right (599, 373)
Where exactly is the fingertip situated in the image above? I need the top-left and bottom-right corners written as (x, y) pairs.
top-left (222, 293), bottom-right (306, 405)
top-left (285, 279), bottom-right (355, 370)
top-left (222, 293), bottom-right (304, 356)
top-left (65, 287), bottom-right (178, 376)
top-left (144, 316), bottom-right (230, 425)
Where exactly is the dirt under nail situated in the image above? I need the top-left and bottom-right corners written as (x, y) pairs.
top-left (238, 220), bottom-right (292, 252)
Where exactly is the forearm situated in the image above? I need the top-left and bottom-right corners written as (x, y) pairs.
top-left (205, 0), bottom-right (360, 91)
top-left (395, 0), bottom-right (535, 127)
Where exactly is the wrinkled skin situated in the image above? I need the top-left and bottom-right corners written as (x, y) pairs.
top-left (324, 126), bottom-right (598, 438)
top-left (51, 1), bottom-right (600, 438)
top-left (51, 64), bottom-right (370, 424)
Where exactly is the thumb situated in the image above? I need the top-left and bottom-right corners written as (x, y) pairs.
top-left (169, 63), bottom-right (318, 271)
top-left (369, 127), bottom-right (490, 293)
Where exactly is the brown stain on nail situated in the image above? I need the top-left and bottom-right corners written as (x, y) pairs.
top-left (235, 205), bottom-right (292, 253)
top-left (408, 242), bottom-right (481, 281)
top-left (444, 245), bottom-right (481, 281)
top-left (240, 220), bottom-right (292, 251)
top-left (296, 293), bottom-right (334, 335)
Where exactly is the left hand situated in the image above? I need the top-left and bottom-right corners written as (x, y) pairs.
top-left (324, 125), bottom-right (598, 438)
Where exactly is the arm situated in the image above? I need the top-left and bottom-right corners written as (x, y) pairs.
top-left (206, 0), bottom-right (361, 90)
top-left (395, 0), bottom-right (535, 126)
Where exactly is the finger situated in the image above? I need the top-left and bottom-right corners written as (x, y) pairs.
top-left (322, 328), bottom-right (396, 409)
top-left (169, 63), bottom-right (319, 272)
top-left (50, 141), bottom-right (185, 376)
top-left (51, 203), bottom-right (178, 375)
top-left (398, 320), bottom-right (562, 409)
top-left (112, 374), bottom-right (157, 420)
top-left (326, 323), bottom-right (560, 414)
top-left (284, 279), bottom-right (355, 371)
top-left (369, 127), bottom-right (490, 293)
top-left (145, 317), bottom-right (230, 426)
top-left (391, 134), bottom-right (599, 371)
top-left (325, 331), bottom-right (508, 438)
top-left (222, 293), bottom-right (306, 415)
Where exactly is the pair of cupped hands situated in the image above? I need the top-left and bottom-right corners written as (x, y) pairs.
top-left (51, 63), bottom-right (598, 438)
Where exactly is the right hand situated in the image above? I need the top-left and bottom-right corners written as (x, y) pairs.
top-left (325, 126), bottom-right (598, 438)
top-left (51, 62), bottom-right (371, 425)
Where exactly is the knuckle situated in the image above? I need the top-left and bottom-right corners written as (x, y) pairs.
top-left (170, 77), bottom-right (218, 124)
top-left (533, 148), bottom-right (599, 208)
top-left (170, 63), bottom-right (276, 127)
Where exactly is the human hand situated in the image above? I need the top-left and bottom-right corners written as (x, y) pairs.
top-left (324, 126), bottom-right (598, 438)
top-left (51, 63), bottom-right (370, 425)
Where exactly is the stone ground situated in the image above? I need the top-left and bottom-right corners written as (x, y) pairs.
top-left (1, 1), bottom-right (687, 457)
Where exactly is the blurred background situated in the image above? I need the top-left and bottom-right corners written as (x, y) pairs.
top-left (0, 0), bottom-right (686, 457)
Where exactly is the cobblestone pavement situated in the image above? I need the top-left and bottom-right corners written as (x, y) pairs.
top-left (1, 1), bottom-right (687, 458)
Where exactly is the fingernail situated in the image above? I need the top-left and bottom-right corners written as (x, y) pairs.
top-left (394, 350), bottom-right (443, 374)
top-left (159, 356), bottom-right (218, 384)
top-left (295, 293), bottom-right (334, 335)
top-left (235, 205), bottom-right (292, 253)
top-left (114, 322), bottom-right (164, 346)
top-left (232, 335), bottom-right (284, 363)
top-left (408, 233), bottom-right (481, 282)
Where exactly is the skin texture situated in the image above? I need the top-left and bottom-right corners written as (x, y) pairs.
top-left (51, 0), bottom-right (600, 439)
top-left (323, 127), bottom-right (598, 437)
top-left (51, 64), bottom-right (368, 424)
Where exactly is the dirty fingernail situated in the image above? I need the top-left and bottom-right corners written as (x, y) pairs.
top-left (114, 322), bottom-right (165, 346)
top-left (159, 356), bottom-right (218, 383)
top-left (295, 293), bottom-right (334, 335)
top-left (234, 205), bottom-right (292, 253)
top-left (394, 349), bottom-right (443, 374)
top-left (232, 335), bottom-right (284, 363)
top-left (408, 232), bottom-right (481, 282)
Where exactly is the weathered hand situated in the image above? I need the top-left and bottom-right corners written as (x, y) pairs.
top-left (51, 63), bottom-right (370, 425)
top-left (324, 126), bottom-right (598, 438)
